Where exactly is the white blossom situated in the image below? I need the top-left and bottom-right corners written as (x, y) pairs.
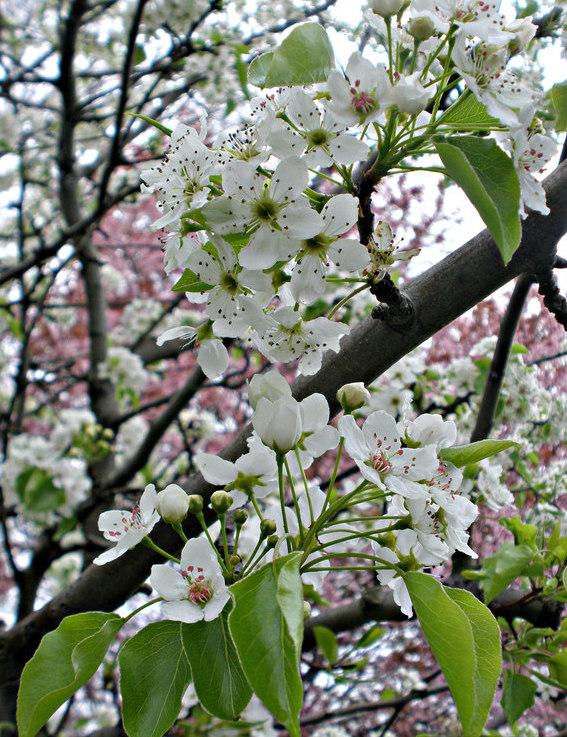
top-left (150, 537), bottom-right (229, 623)
top-left (327, 53), bottom-right (390, 125)
top-left (269, 89), bottom-right (370, 166)
top-left (94, 484), bottom-right (159, 565)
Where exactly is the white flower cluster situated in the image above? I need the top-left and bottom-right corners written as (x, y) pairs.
top-left (143, 0), bottom-right (556, 382)
top-left (99, 346), bottom-right (150, 401)
top-left (0, 415), bottom-right (95, 520)
top-left (95, 370), bottom-right (480, 622)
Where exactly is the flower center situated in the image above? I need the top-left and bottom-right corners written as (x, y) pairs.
top-left (303, 232), bottom-right (332, 256)
top-left (188, 580), bottom-right (213, 605)
top-left (306, 128), bottom-right (330, 147)
top-left (370, 452), bottom-right (393, 474)
top-left (252, 196), bottom-right (280, 223)
top-left (350, 81), bottom-right (376, 114)
top-left (182, 564), bottom-right (214, 607)
top-left (220, 271), bottom-right (239, 293)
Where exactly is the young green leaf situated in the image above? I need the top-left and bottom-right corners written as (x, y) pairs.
top-left (438, 92), bottom-right (502, 131)
top-left (405, 573), bottom-right (501, 737)
top-left (126, 112), bottom-right (172, 136)
top-left (17, 612), bottom-right (123, 737)
top-left (313, 626), bottom-right (338, 665)
top-left (119, 621), bottom-right (192, 737)
top-left (229, 553), bottom-right (304, 737)
top-left (476, 543), bottom-right (538, 603)
top-left (16, 467), bottom-right (66, 513)
top-left (434, 136), bottom-right (521, 265)
top-left (438, 439), bottom-right (519, 467)
top-left (183, 609), bottom-right (252, 721)
top-left (247, 23), bottom-right (334, 88)
top-left (550, 81), bottom-right (567, 132)
top-left (172, 268), bottom-right (214, 293)
top-left (501, 670), bottom-right (536, 724)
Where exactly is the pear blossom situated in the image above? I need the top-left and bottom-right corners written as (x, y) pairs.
top-left (338, 410), bottom-right (438, 498)
top-left (509, 130), bottom-right (556, 217)
top-left (337, 382), bottom-right (371, 411)
top-left (255, 307), bottom-right (349, 374)
top-left (216, 118), bottom-right (273, 165)
top-left (202, 157), bottom-right (323, 269)
top-left (195, 445), bottom-right (278, 507)
top-left (141, 123), bottom-right (225, 231)
top-left (452, 37), bottom-right (538, 127)
top-left (411, 0), bottom-right (514, 45)
top-left (369, 542), bottom-right (414, 616)
top-left (364, 221), bottom-right (420, 282)
top-left (185, 237), bottom-right (272, 333)
top-left (94, 484), bottom-right (159, 565)
top-left (157, 325), bottom-right (229, 380)
top-left (327, 53), bottom-right (390, 125)
top-left (150, 537), bottom-right (229, 623)
top-left (288, 193), bottom-right (370, 303)
top-left (401, 413), bottom-right (457, 450)
top-left (268, 89), bottom-right (370, 166)
top-left (386, 72), bottom-right (432, 115)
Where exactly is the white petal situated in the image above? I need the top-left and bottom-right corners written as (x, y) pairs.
top-left (337, 415), bottom-right (368, 460)
top-left (150, 564), bottom-right (187, 601)
top-left (362, 411), bottom-right (401, 454)
top-left (300, 393), bottom-right (330, 432)
top-left (180, 536), bottom-right (220, 572)
top-left (290, 255), bottom-right (326, 303)
top-left (328, 134), bottom-right (370, 165)
top-left (195, 452), bottom-right (237, 485)
top-left (385, 475), bottom-right (430, 500)
top-left (240, 229), bottom-right (299, 269)
top-left (391, 578), bottom-right (413, 618)
top-left (203, 588), bottom-right (231, 621)
top-left (197, 339), bottom-right (229, 380)
top-left (270, 156), bottom-right (308, 200)
top-left (187, 250), bottom-right (221, 285)
top-left (390, 445), bottom-right (438, 481)
top-left (328, 238), bottom-right (369, 271)
top-left (161, 600), bottom-right (204, 623)
top-left (304, 425), bottom-right (340, 457)
top-left (279, 202), bottom-right (323, 239)
top-left (156, 325), bottom-right (196, 347)
top-left (140, 484), bottom-right (157, 519)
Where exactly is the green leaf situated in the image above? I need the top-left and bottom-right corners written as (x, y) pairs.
top-left (550, 81), bottom-right (567, 132)
top-left (16, 467), bottom-right (66, 513)
top-left (172, 268), bottom-right (214, 293)
top-left (500, 516), bottom-right (538, 548)
top-left (501, 670), bottom-right (536, 724)
top-left (434, 136), bottom-right (521, 265)
top-left (126, 112), bottom-right (172, 136)
top-left (438, 439), bottom-right (519, 467)
top-left (17, 613), bottom-right (123, 737)
top-left (183, 609), bottom-right (252, 721)
top-left (119, 621), bottom-right (192, 737)
top-left (248, 23), bottom-right (334, 88)
top-left (229, 553), bottom-right (304, 737)
top-left (133, 43), bottom-right (146, 65)
top-left (477, 543), bottom-right (537, 604)
top-left (438, 92), bottom-right (502, 131)
top-left (548, 651), bottom-right (567, 687)
top-left (405, 573), bottom-right (501, 737)
top-left (313, 626), bottom-right (338, 664)
top-left (356, 624), bottom-right (385, 649)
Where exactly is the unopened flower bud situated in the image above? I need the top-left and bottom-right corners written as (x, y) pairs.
top-left (229, 553), bottom-right (242, 566)
top-left (187, 494), bottom-right (204, 514)
top-left (248, 369), bottom-right (292, 409)
top-left (260, 518), bottom-right (277, 538)
top-left (211, 490), bottom-right (233, 515)
top-left (408, 15), bottom-right (435, 41)
top-left (369, 0), bottom-right (404, 17)
top-left (337, 382), bottom-right (371, 412)
top-left (266, 534), bottom-right (279, 549)
top-left (303, 601), bottom-right (312, 620)
top-left (234, 509), bottom-right (248, 526)
top-left (155, 484), bottom-right (189, 524)
top-left (102, 428), bottom-right (114, 440)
